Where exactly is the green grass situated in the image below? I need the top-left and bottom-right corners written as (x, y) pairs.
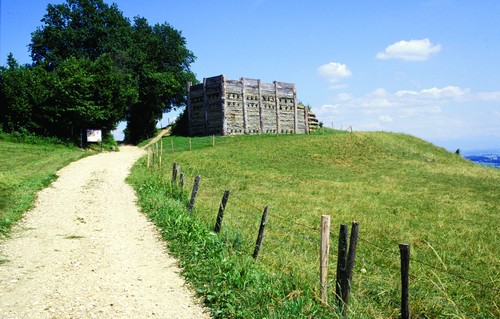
top-left (0, 139), bottom-right (91, 236)
top-left (131, 129), bottom-right (499, 318)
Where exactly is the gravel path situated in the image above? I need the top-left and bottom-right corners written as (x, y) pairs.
top-left (0, 146), bottom-right (209, 319)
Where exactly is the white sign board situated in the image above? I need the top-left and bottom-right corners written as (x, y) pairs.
top-left (86, 129), bottom-right (102, 142)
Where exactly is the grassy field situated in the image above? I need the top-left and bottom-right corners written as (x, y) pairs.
top-left (0, 139), bottom-right (90, 236)
top-left (131, 129), bottom-right (499, 318)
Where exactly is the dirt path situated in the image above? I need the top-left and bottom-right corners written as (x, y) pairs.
top-left (0, 146), bottom-right (209, 319)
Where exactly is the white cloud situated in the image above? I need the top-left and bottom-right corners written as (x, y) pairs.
top-left (376, 39), bottom-right (441, 61)
top-left (477, 91), bottom-right (500, 101)
top-left (318, 62), bottom-right (352, 83)
top-left (337, 93), bottom-right (353, 101)
top-left (396, 86), bottom-right (469, 99)
top-left (378, 115), bottom-right (393, 123)
top-left (312, 85), bottom-right (487, 142)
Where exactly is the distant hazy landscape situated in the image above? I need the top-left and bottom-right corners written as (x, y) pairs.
top-left (462, 149), bottom-right (500, 168)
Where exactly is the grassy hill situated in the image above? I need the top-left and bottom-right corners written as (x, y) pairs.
top-left (130, 129), bottom-right (499, 318)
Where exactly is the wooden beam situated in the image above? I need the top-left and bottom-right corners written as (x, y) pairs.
top-left (187, 81), bottom-right (192, 136)
top-left (274, 81), bottom-right (280, 133)
top-left (241, 77), bottom-right (248, 134)
top-left (203, 78), bottom-right (208, 135)
top-left (258, 79), bottom-right (263, 133)
top-left (221, 75), bottom-right (227, 135)
top-left (293, 84), bottom-right (298, 134)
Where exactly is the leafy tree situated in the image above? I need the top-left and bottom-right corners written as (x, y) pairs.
top-left (30, 0), bottom-right (131, 68)
top-left (2, 0), bottom-right (196, 144)
top-left (124, 17), bottom-right (196, 144)
top-left (0, 54), bottom-right (51, 134)
top-left (27, 0), bottom-right (136, 141)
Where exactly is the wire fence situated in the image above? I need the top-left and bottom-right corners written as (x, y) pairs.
top-left (142, 137), bottom-right (498, 319)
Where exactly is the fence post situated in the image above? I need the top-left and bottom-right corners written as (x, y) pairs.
top-left (320, 215), bottom-right (331, 304)
top-left (179, 173), bottom-right (185, 188)
top-left (253, 206), bottom-right (269, 260)
top-left (214, 190), bottom-right (230, 233)
top-left (171, 163), bottom-right (178, 183)
top-left (336, 224), bottom-right (348, 309)
top-left (399, 243), bottom-right (411, 319)
top-left (159, 139), bottom-right (163, 169)
top-left (188, 175), bottom-right (200, 213)
top-left (342, 222), bottom-right (359, 318)
top-left (147, 148), bottom-right (151, 169)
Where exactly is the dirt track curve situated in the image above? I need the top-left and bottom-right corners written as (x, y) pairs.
top-left (0, 146), bottom-right (209, 319)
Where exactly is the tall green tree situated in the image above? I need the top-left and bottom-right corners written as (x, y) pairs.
top-left (27, 0), bottom-right (136, 140)
top-left (30, 0), bottom-right (131, 68)
top-left (2, 0), bottom-right (196, 144)
top-left (124, 17), bottom-right (196, 144)
top-left (0, 54), bottom-right (51, 134)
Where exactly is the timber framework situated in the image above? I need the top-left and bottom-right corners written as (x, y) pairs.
top-left (187, 75), bottom-right (317, 136)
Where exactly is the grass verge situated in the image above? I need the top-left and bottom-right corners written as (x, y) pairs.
top-left (0, 138), bottom-right (91, 236)
top-left (128, 164), bottom-right (336, 318)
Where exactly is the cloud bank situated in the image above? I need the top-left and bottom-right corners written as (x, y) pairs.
top-left (376, 39), bottom-right (441, 61)
top-left (313, 86), bottom-right (500, 146)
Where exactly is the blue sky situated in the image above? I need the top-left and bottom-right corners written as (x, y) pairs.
top-left (1, 0), bottom-right (499, 150)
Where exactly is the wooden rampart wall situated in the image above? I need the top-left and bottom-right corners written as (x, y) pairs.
top-left (187, 75), bottom-right (309, 136)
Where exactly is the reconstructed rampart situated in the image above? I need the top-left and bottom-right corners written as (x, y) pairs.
top-left (187, 75), bottom-right (310, 136)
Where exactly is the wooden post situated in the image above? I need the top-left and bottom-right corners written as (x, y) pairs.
top-left (189, 138), bottom-right (192, 151)
top-left (203, 78), bottom-right (208, 135)
top-left (253, 206), bottom-right (269, 260)
top-left (336, 224), bottom-right (348, 308)
top-left (241, 77), bottom-right (248, 134)
top-left (151, 145), bottom-right (155, 167)
top-left (274, 81), bottom-right (280, 133)
top-left (304, 106), bottom-right (310, 134)
top-left (293, 84), bottom-right (298, 134)
top-left (179, 173), bottom-right (185, 188)
top-left (159, 139), bottom-right (163, 169)
top-left (214, 190), bottom-right (230, 233)
top-left (212, 135), bottom-right (215, 147)
top-left (187, 81), bottom-right (192, 136)
top-left (188, 175), bottom-right (201, 213)
top-left (399, 244), bottom-right (411, 319)
top-left (342, 222), bottom-right (359, 318)
top-left (257, 79), bottom-right (263, 133)
top-left (155, 143), bottom-right (159, 168)
top-left (221, 74), bottom-right (228, 135)
top-left (320, 215), bottom-right (331, 304)
top-left (147, 148), bottom-right (150, 169)
top-left (171, 162), bottom-right (179, 184)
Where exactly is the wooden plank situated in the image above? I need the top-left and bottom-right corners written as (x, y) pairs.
top-left (221, 75), bottom-right (227, 135)
top-left (241, 77), bottom-right (248, 134)
top-left (258, 79), bottom-right (263, 133)
top-left (203, 78), bottom-right (208, 135)
top-left (274, 81), bottom-right (280, 133)
top-left (187, 81), bottom-right (192, 136)
top-left (293, 84), bottom-right (298, 134)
